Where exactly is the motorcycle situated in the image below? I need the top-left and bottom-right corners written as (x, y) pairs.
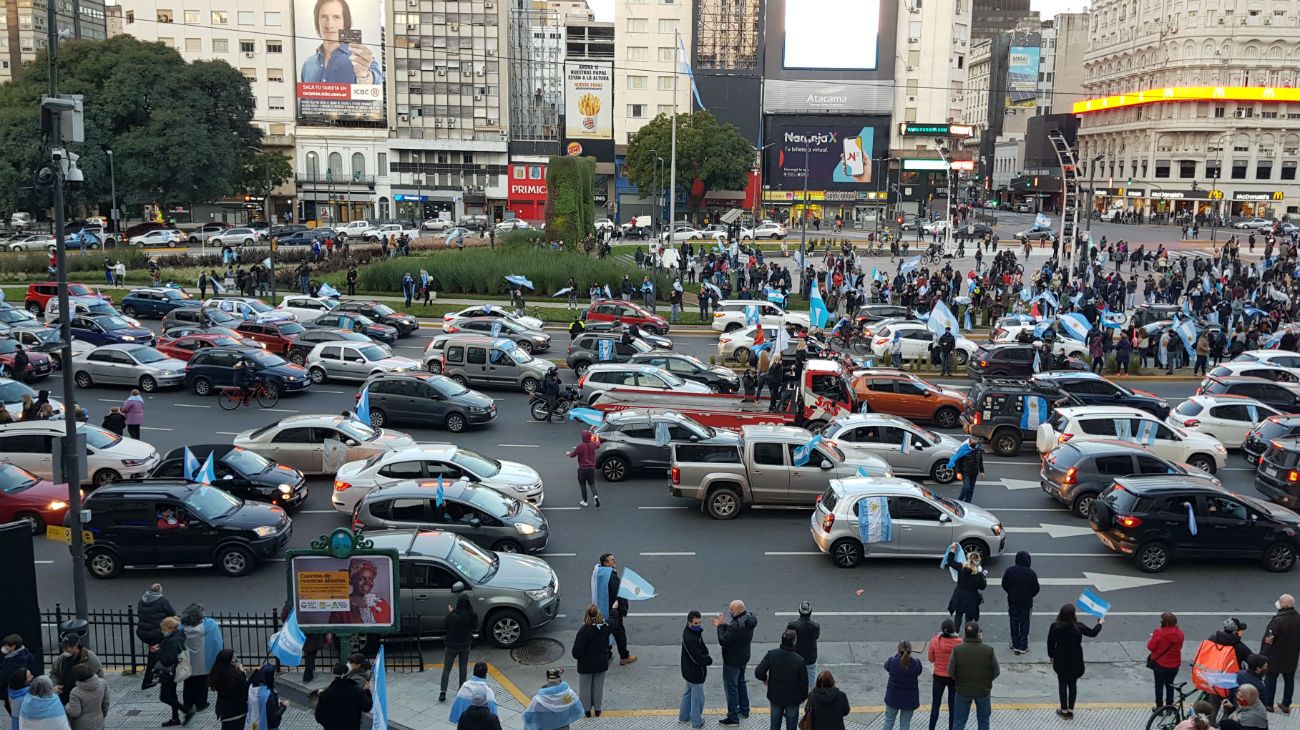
top-left (529, 386), bottom-right (581, 421)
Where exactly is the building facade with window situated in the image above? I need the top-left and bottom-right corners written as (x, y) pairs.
top-left (1076, 0), bottom-right (1300, 221)
top-left (1, 0), bottom-right (107, 83)
top-left (613, 0), bottom-right (692, 147)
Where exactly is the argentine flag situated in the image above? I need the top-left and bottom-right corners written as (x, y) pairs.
top-left (17, 691), bottom-right (69, 730)
top-left (372, 645), bottom-right (389, 730)
top-left (1173, 318), bottom-right (1197, 360)
top-left (1057, 313), bottom-right (1091, 342)
top-left (1019, 396), bottom-right (1048, 429)
top-left (617, 567), bottom-right (657, 600)
top-left (567, 407), bottom-right (604, 427)
top-left (809, 279), bottom-right (830, 328)
top-left (197, 452), bottom-right (216, 485)
top-left (1076, 588), bottom-right (1111, 618)
top-left (184, 446), bottom-right (200, 482)
top-left (355, 387), bottom-right (372, 425)
top-left (927, 300), bottom-right (960, 338)
top-left (745, 305), bottom-right (760, 326)
top-left (268, 610), bottom-right (306, 667)
top-left (318, 281), bottom-right (340, 298)
top-left (899, 255), bottom-right (921, 274)
top-left (654, 422), bottom-right (671, 447)
top-left (858, 496), bottom-right (892, 544)
top-left (792, 435), bottom-right (822, 467)
top-left (942, 542), bottom-right (966, 582)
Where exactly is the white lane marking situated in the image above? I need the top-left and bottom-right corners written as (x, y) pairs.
top-left (540, 552), bottom-right (576, 557)
top-left (765, 551), bottom-right (821, 555)
top-left (299, 510), bottom-right (338, 514)
top-left (1007, 523), bottom-right (1098, 538)
top-left (639, 551), bottom-right (695, 556)
top-left (97, 398), bottom-right (121, 403)
top-left (140, 426), bottom-right (173, 432)
top-left (1220, 467), bottom-right (1253, 472)
top-left (774, 611), bottom-right (1275, 617)
top-left (638, 506), bottom-right (690, 510)
top-left (394, 345), bottom-right (424, 350)
top-left (215, 431), bottom-right (241, 435)
top-left (175, 403), bottom-right (210, 408)
top-left (261, 408), bottom-right (301, 413)
top-left (544, 506), bottom-right (582, 511)
top-left (497, 443), bottom-right (540, 448)
top-left (984, 460), bottom-right (1038, 466)
top-left (313, 389), bottom-right (346, 394)
top-left (985, 507), bottom-right (1063, 512)
top-left (35, 560), bottom-right (54, 564)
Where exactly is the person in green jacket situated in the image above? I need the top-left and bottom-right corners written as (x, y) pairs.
top-left (947, 621), bottom-right (999, 730)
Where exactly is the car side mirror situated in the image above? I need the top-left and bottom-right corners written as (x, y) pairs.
top-left (939, 513), bottom-right (952, 523)
top-left (469, 517), bottom-right (481, 528)
top-left (819, 460), bottom-right (832, 470)
top-left (922, 390), bottom-right (932, 397)
top-left (451, 581), bottom-right (467, 593)
top-left (345, 439), bottom-right (358, 447)
top-left (222, 474), bottom-right (233, 481)
top-left (913, 440), bottom-right (926, 450)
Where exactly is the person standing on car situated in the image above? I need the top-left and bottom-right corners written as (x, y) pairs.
top-left (1262, 594), bottom-right (1300, 712)
top-left (937, 327), bottom-right (956, 376)
top-left (1000, 551), bottom-right (1039, 655)
top-left (754, 630), bottom-right (807, 730)
top-left (714, 601), bottom-right (757, 726)
top-left (679, 610), bottom-right (711, 729)
top-left (565, 430), bottom-right (599, 508)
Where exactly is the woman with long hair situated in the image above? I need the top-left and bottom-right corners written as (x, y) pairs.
top-left (246, 663), bottom-right (287, 730)
top-left (807, 670), bottom-right (849, 730)
top-left (156, 617), bottom-right (188, 727)
top-left (206, 649), bottom-right (247, 730)
top-left (440, 594), bottom-right (478, 702)
top-left (1147, 612), bottom-right (1185, 712)
top-left (941, 546), bottom-right (987, 631)
top-left (1046, 603), bottom-right (1104, 718)
top-left (926, 620), bottom-right (960, 730)
top-left (570, 604), bottom-right (613, 717)
top-left (882, 640), bottom-right (923, 730)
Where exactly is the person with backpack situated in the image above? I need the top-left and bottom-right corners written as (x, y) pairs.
top-left (1193, 618), bottom-right (1255, 703)
top-left (1046, 604), bottom-right (1104, 719)
top-left (1148, 612), bottom-right (1185, 712)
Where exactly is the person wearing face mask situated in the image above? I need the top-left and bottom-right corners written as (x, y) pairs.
top-left (1218, 684), bottom-right (1269, 729)
top-left (1, 635), bottom-right (40, 715)
top-left (678, 611), bottom-right (712, 730)
top-left (49, 636), bottom-right (102, 706)
top-left (313, 662), bottom-right (372, 730)
top-left (1261, 594), bottom-right (1300, 713)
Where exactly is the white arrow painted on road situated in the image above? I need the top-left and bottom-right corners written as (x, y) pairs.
top-left (1007, 523), bottom-right (1097, 538)
top-left (1035, 572), bottom-right (1172, 592)
top-left (976, 478), bottom-right (1040, 490)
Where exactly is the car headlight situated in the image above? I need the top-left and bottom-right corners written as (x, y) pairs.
top-left (525, 584), bottom-right (554, 600)
top-left (120, 335), bottom-right (136, 341)
top-left (253, 525), bottom-right (277, 538)
top-left (512, 484), bottom-right (530, 492)
top-left (285, 376), bottom-right (298, 381)
top-left (121, 458), bottom-right (148, 467)
top-left (278, 484), bottom-right (293, 494)
top-left (992, 523), bottom-right (1004, 536)
top-left (468, 406), bottom-right (488, 413)
top-left (1212, 444), bottom-right (1227, 453)
top-left (515, 523), bottom-right (538, 535)
top-left (48, 500), bottom-right (68, 511)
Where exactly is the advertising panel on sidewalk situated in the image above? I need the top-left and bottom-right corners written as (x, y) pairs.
top-left (293, 553), bottom-right (398, 630)
top-left (765, 115), bottom-right (891, 190)
top-left (295, 0), bottom-right (386, 126)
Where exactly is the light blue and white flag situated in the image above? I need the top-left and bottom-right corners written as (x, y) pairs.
top-left (702, 280), bottom-right (723, 298)
top-left (597, 339), bottom-right (614, 361)
top-left (1204, 672), bottom-right (1240, 689)
top-left (899, 255), bottom-right (922, 274)
top-left (1035, 290), bottom-right (1060, 310)
top-left (436, 475), bottom-right (445, 508)
top-left (1058, 313), bottom-right (1091, 342)
top-left (1116, 419), bottom-right (1132, 441)
top-left (927, 300), bottom-right (960, 337)
top-left (963, 307), bottom-right (973, 332)
top-left (900, 433), bottom-right (911, 454)
top-left (792, 435), bottom-right (823, 467)
top-left (505, 275), bottom-right (535, 289)
top-left (766, 288), bottom-right (785, 304)
top-left (1076, 588), bottom-right (1111, 618)
top-left (654, 421), bottom-right (671, 447)
top-left (1136, 419), bottom-right (1157, 445)
top-left (946, 440), bottom-right (973, 469)
top-left (745, 305), bottom-right (759, 326)
top-left (184, 446), bottom-right (200, 482)
top-left (858, 496), bottom-right (892, 544)
top-left (871, 267), bottom-right (881, 282)
top-left (567, 407), bottom-right (604, 427)
top-left (1035, 212), bottom-right (1052, 228)
top-left (211, 277), bottom-right (226, 294)
top-left (856, 465), bottom-right (874, 477)
top-left (1186, 502), bottom-right (1198, 536)
top-left (16, 692), bottom-right (70, 730)
top-left (268, 610), bottom-right (306, 667)
top-left (809, 279), bottom-right (830, 328)
top-left (603, 284), bottom-right (612, 299)
top-left (197, 452), bottom-right (216, 485)
top-left (617, 567), bottom-right (657, 600)
top-left (318, 282), bottom-right (340, 298)
top-left (371, 645), bottom-right (389, 730)
top-left (1020, 396), bottom-right (1049, 429)
top-left (449, 679), bottom-right (498, 723)
top-left (678, 34), bottom-right (706, 109)
top-left (1033, 318), bottom-right (1055, 338)
top-left (1174, 318), bottom-right (1197, 360)
top-left (523, 681), bottom-right (585, 730)
top-left (355, 387), bottom-right (371, 424)
top-left (552, 286), bottom-right (574, 298)
top-left (942, 542), bottom-right (966, 582)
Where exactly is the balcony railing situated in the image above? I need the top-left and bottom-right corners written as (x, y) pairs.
top-left (296, 173), bottom-right (376, 185)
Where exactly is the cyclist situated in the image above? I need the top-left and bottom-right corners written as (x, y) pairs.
top-left (830, 315), bottom-right (854, 344)
top-left (233, 357), bottom-right (264, 402)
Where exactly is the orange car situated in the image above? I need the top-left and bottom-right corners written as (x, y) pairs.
top-left (849, 368), bottom-right (966, 429)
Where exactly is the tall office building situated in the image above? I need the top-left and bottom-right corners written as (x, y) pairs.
top-left (692, 0), bottom-right (762, 143)
top-left (507, 2), bottom-right (563, 151)
top-left (1, 0), bottom-right (107, 83)
top-left (970, 0), bottom-right (1038, 40)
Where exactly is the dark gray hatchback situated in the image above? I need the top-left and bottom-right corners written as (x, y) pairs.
top-left (1040, 439), bottom-right (1216, 518)
top-left (359, 371), bottom-right (496, 433)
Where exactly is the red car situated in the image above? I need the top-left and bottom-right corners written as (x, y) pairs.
top-left (583, 299), bottom-right (670, 336)
top-left (0, 338), bottom-right (53, 381)
top-left (234, 320), bottom-right (307, 354)
top-left (25, 282), bottom-right (111, 314)
top-left (0, 462), bottom-right (68, 534)
top-left (156, 333), bottom-right (248, 362)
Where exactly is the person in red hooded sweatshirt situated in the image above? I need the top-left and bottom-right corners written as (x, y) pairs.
top-left (567, 430), bottom-right (600, 508)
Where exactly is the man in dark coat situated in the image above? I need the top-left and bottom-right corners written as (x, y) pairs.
top-left (135, 583), bottom-right (175, 689)
top-left (948, 621), bottom-right (999, 730)
top-left (1210, 617), bottom-right (1255, 670)
top-left (1, 634), bottom-right (41, 713)
top-left (10, 344), bottom-right (28, 382)
top-left (1000, 551), bottom-right (1040, 655)
top-left (955, 438), bottom-right (985, 503)
top-left (679, 611), bottom-right (712, 728)
top-left (785, 601), bottom-right (820, 686)
top-left (596, 553), bottom-right (635, 665)
top-left (754, 630), bottom-right (808, 730)
top-left (315, 662), bottom-right (373, 730)
top-left (1263, 593), bottom-right (1300, 711)
top-left (937, 327), bottom-right (956, 375)
top-left (714, 600), bottom-right (757, 725)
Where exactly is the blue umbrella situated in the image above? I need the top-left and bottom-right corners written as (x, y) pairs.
top-left (504, 275), bottom-right (535, 289)
top-left (552, 287), bottom-right (575, 298)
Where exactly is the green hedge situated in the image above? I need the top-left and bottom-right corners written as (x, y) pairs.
top-left (0, 250), bottom-right (151, 280)
top-left (341, 248), bottom-right (673, 297)
top-left (544, 155), bottom-right (595, 245)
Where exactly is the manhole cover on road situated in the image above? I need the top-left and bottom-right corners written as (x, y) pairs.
top-left (510, 637), bottom-right (564, 665)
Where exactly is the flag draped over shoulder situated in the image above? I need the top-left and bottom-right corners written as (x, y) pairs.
top-left (17, 693), bottom-right (69, 730)
top-left (523, 682), bottom-right (585, 730)
top-left (591, 564), bottom-right (614, 613)
top-left (448, 679), bottom-right (497, 723)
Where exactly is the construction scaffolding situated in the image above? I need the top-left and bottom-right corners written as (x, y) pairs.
top-left (507, 3), bottom-right (563, 142)
top-left (694, 0), bottom-right (761, 70)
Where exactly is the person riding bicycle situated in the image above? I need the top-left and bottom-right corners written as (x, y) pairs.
top-left (831, 315), bottom-right (854, 341)
top-left (233, 357), bottom-right (264, 400)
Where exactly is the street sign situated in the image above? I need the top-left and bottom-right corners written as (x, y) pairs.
top-left (45, 526), bottom-right (93, 545)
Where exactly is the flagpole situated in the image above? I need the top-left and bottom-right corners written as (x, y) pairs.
top-left (669, 31), bottom-right (679, 234)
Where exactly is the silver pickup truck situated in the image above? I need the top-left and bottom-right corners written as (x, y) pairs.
top-left (669, 425), bottom-right (893, 519)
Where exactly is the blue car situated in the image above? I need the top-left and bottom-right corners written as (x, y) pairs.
top-left (120, 287), bottom-right (196, 319)
top-left (68, 314), bottom-right (155, 347)
top-left (183, 347), bottom-right (311, 396)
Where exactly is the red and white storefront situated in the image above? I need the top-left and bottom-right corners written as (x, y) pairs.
top-left (507, 162), bottom-right (548, 224)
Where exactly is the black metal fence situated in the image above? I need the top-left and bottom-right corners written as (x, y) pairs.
top-left (40, 604), bottom-right (428, 673)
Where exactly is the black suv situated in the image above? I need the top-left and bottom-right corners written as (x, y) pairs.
top-left (150, 445), bottom-right (308, 509)
top-left (967, 344), bottom-right (1086, 378)
top-left (1244, 415), bottom-right (1300, 465)
top-left (1091, 474), bottom-right (1300, 573)
top-left (1041, 439), bottom-right (1214, 518)
top-left (960, 378), bottom-right (1073, 456)
top-left (1032, 372), bottom-right (1172, 419)
top-left (855, 304), bottom-right (913, 323)
top-left (1256, 437), bottom-right (1300, 510)
top-left (78, 481), bottom-right (292, 578)
top-left (335, 301), bottom-right (420, 336)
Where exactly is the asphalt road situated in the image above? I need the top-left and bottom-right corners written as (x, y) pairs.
top-left (28, 324), bottom-right (1281, 652)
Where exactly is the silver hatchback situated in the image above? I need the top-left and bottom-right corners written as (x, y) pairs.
top-left (71, 343), bottom-right (188, 392)
top-left (822, 414), bottom-right (962, 484)
top-left (810, 478), bottom-right (1006, 568)
top-left (306, 342), bottom-right (421, 383)
top-left (353, 479), bottom-right (548, 553)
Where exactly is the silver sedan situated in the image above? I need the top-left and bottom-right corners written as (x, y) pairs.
top-left (232, 415), bottom-right (417, 475)
top-left (71, 343), bottom-right (187, 392)
top-left (823, 413), bottom-right (962, 483)
top-left (305, 342), bottom-right (421, 383)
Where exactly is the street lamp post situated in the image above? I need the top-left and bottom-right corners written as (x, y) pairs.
top-left (106, 150), bottom-right (118, 244)
top-left (1210, 133), bottom-right (1230, 243)
top-left (798, 145), bottom-right (810, 295)
top-left (1085, 153), bottom-right (1104, 236)
top-left (751, 142), bottom-right (776, 232)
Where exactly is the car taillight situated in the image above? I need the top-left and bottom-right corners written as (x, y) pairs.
top-left (972, 412), bottom-right (981, 425)
top-left (1289, 470), bottom-right (1300, 483)
top-left (577, 375), bottom-right (588, 388)
top-left (1064, 466), bottom-right (1077, 485)
top-left (875, 338), bottom-right (887, 345)
top-left (334, 480), bottom-right (352, 491)
top-left (1117, 515), bottom-right (1143, 528)
top-left (978, 360), bottom-right (988, 367)
top-left (1057, 433), bottom-right (1073, 443)
top-left (1196, 386), bottom-right (1205, 395)
top-left (821, 513), bottom-right (835, 532)
top-left (670, 466), bottom-right (680, 484)
top-left (445, 325), bottom-right (460, 333)
top-left (567, 343), bottom-right (574, 355)
top-left (1183, 419), bottom-right (1200, 427)
top-left (352, 515), bottom-right (365, 531)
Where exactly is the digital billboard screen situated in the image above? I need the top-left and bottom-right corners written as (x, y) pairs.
top-left (766, 116), bottom-right (890, 190)
top-left (783, 0), bottom-right (881, 70)
top-left (564, 62), bottom-right (613, 140)
top-left (295, 0), bottom-right (386, 126)
top-left (1006, 45), bottom-right (1041, 109)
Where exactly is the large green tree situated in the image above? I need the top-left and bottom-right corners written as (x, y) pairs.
top-left (0, 35), bottom-right (259, 216)
top-left (234, 149), bottom-right (294, 201)
top-left (624, 111), bottom-right (753, 211)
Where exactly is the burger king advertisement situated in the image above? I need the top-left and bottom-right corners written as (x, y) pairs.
top-left (563, 61), bottom-right (614, 161)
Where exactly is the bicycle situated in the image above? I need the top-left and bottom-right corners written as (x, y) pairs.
top-left (1146, 681), bottom-right (1210, 730)
top-left (217, 380), bottom-right (280, 410)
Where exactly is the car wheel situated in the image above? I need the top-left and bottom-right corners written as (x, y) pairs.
top-left (933, 407), bottom-right (960, 429)
top-left (74, 371), bottom-right (93, 388)
top-left (193, 377), bottom-right (213, 396)
top-left (445, 413), bottom-right (467, 432)
top-left (601, 455), bottom-right (629, 482)
top-left (991, 428), bottom-right (1021, 457)
top-left (830, 538), bottom-right (863, 568)
top-left (215, 545), bottom-right (254, 577)
top-left (724, 323), bottom-right (742, 333)
top-left (86, 549), bottom-right (122, 579)
top-left (573, 361), bottom-right (591, 377)
top-left (308, 367), bottom-right (327, 384)
top-left (243, 238), bottom-right (255, 246)
top-left (804, 418), bottom-right (828, 435)
top-left (122, 304), bottom-right (137, 317)
top-left (516, 340), bottom-right (533, 354)
top-left (959, 539), bottom-right (990, 563)
top-left (137, 375), bottom-right (160, 393)
top-left (426, 359), bottom-right (443, 374)
top-left (1070, 492), bottom-right (1098, 519)
top-left (1187, 454), bottom-right (1217, 474)
top-left (520, 377), bottom-right (539, 394)
top-left (26, 302), bottom-right (41, 315)
top-left (93, 468), bottom-right (121, 486)
top-left (930, 462), bottom-right (956, 484)
top-left (486, 609), bottom-right (528, 648)
top-left (289, 351), bottom-right (307, 366)
top-left (953, 350), bottom-right (970, 366)
top-left (15, 511), bottom-right (44, 535)
top-left (450, 374), bottom-right (468, 386)
top-left (1264, 543), bottom-right (1298, 573)
top-left (733, 347), bottom-right (752, 366)
top-left (706, 485), bottom-right (742, 520)
top-left (707, 382), bottom-right (721, 393)
top-left (168, 240), bottom-right (177, 248)
top-left (370, 409), bottom-right (386, 428)
top-left (1135, 542), bottom-right (1171, 573)
top-left (491, 540), bottom-right (523, 554)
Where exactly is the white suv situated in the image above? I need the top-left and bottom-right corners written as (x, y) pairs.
top-left (1036, 405), bottom-right (1227, 473)
top-left (337, 221), bottom-right (372, 238)
top-left (207, 228), bottom-right (260, 246)
top-left (711, 300), bottom-right (811, 333)
top-left (332, 445), bottom-right (544, 513)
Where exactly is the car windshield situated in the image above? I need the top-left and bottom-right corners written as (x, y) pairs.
top-left (337, 420), bottom-right (379, 442)
top-left (162, 290), bottom-right (186, 301)
top-left (26, 329), bottom-right (60, 344)
top-left (430, 376), bottom-right (469, 397)
top-left (371, 304), bottom-right (396, 316)
top-left (68, 284), bottom-right (94, 296)
top-left (275, 322), bottom-right (306, 335)
top-left (87, 303), bottom-right (116, 316)
top-left (351, 314), bottom-right (377, 326)
top-left (130, 347), bottom-right (169, 364)
top-left (0, 310), bottom-right (30, 323)
top-left (466, 487), bottom-right (516, 518)
top-left (248, 351), bottom-right (286, 367)
top-left (357, 345), bottom-right (389, 361)
top-left (0, 463), bottom-right (39, 494)
top-left (97, 316), bottom-right (133, 331)
top-left (248, 301), bottom-right (273, 313)
top-left (919, 486), bottom-right (966, 517)
top-left (184, 485), bottom-right (241, 520)
top-left (445, 536), bottom-right (498, 583)
top-left (0, 340), bottom-right (17, 355)
top-left (819, 443), bottom-right (846, 462)
top-left (77, 424), bottom-right (121, 449)
top-left (222, 447), bottom-right (272, 474)
top-left (0, 380), bottom-right (35, 404)
top-left (510, 347), bottom-right (535, 363)
top-left (452, 448), bottom-right (501, 477)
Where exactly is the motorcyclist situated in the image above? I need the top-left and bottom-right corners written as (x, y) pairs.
top-left (541, 367), bottom-right (563, 422)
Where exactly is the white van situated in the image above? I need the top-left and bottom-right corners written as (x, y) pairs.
top-left (1099, 205), bottom-right (1125, 222)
